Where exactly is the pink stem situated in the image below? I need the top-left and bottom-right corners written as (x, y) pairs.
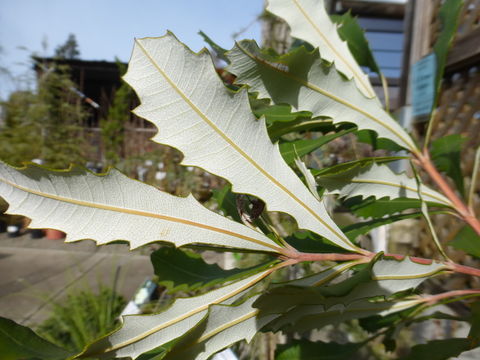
top-left (280, 249), bottom-right (480, 278)
top-left (417, 151), bottom-right (480, 236)
top-left (421, 289), bottom-right (480, 305)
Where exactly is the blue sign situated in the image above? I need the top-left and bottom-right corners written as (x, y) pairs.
top-left (412, 53), bottom-right (437, 118)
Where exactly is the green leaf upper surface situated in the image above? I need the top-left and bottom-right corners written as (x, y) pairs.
top-left (252, 103), bottom-right (311, 125)
top-left (227, 41), bottom-right (418, 153)
top-left (317, 163), bottom-right (452, 207)
top-left (256, 256), bottom-right (445, 317)
top-left (331, 12), bottom-right (382, 78)
top-left (0, 316), bottom-right (72, 360)
top-left (449, 225), bottom-right (480, 258)
top-left (401, 338), bottom-right (472, 360)
top-left (343, 211), bottom-right (445, 241)
top-left (163, 295), bottom-right (276, 360)
top-left (356, 129), bottom-right (405, 152)
top-left (124, 33), bottom-right (358, 252)
top-left (431, 0), bottom-right (463, 108)
top-left (275, 261), bottom-right (361, 288)
top-left (294, 157), bottom-right (320, 200)
top-left (266, 0), bottom-right (375, 98)
top-left (276, 339), bottom-right (362, 360)
top-left (151, 247), bottom-right (275, 293)
top-left (431, 134), bottom-right (465, 196)
top-left (312, 156), bottom-right (407, 177)
top-left (344, 196), bottom-right (447, 218)
top-left (268, 298), bottom-right (421, 332)
top-left (211, 184), bottom-right (242, 223)
top-left (198, 31), bottom-right (229, 64)
top-left (78, 267), bottom-right (276, 359)
top-left (0, 162), bottom-right (280, 253)
top-left (280, 128), bottom-right (354, 164)
top-left (285, 231), bottom-right (353, 254)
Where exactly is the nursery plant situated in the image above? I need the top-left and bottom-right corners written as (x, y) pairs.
top-left (1, 0), bottom-right (480, 359)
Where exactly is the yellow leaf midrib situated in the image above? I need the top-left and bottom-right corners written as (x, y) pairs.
top-left (349, 179), bottom-right (449, 204)
top-left (237, 43), bottom-right (418, 155)
top-left (134, 38), bottom-right (356, 251)
top-left (0, 175), bottom-right (280, 252)
top-left (90, 265), bottom-right (277, 355)
top-left (291, 0), bottom-right (374, 98)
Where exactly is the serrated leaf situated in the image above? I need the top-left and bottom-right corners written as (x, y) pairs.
top-left (356, 128), bottom-right (405, 151)
top-left (294, 157), bottom-right (319, 200)
top-left (163, 295), bottom-right (276, 360)
top-left (210, 184), bottom-right (241, 222)
top-left (227, 41), bottom-right (418, 153)
top-left (312, 156), bottom-right (408, 177)
top-left (124, 33), bottom-right (358, 252)
top-left (268, 298), bottom-right (421, 332)
top-left (0, 317), bottom-right (72, 360)
top-left (269, 118), bottom-right (337, 141)
top-left (331, 12), bottom-right (382, 77)
top-left (151, 246), bottom-right (275, 293)
top-left (266, 0), bottom-right (375, 98)
top-left (356, 129), bottom-right (404, 152)
top-left (449, 225), bottom-right (480, 258)
top-left (317, 163), bottom-right (452, 207)
top-left (275, 261), bottom-right (360, 288)
top-left (252, 103), bottom-right (311, 124)
top-left (344, 196), bottom-right (448, 219)
top-left (198, 31), bottom-right (229, 64)
top-left (343, 211), bottom-right (445, 241)
top-left (275, 339), bottom-right (362, 360)
top-left (280, 128), bottom-right (354, 164)
top-left (431, 0), bottom-right (463, 108)
top-left (285, 230), bottom-right (353, 254)
top-left (359, 305), bottom-right (421, 333)
top-left (255, 261), bottom-right (361, 315)
top-left (401, 338), bottom-right (472, 360)
top-left (77, 267), bottom-right (277, 359)
top-left (256, 256), bottom-right (446, 316)
top-left (468, 302), bottom-right (480, 346)
top-left (250, 101), bottom-right (333, 141)
top-left (0, 162), bottom-right (280, 253)
top-left (431, 134), bottom-right (465, 196)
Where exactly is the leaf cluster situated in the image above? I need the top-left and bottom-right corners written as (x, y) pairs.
top-left (0, 0), bottom-right (479, 359)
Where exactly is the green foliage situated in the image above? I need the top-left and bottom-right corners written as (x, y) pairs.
top-left (431, 0), bottom-right (463, 108)
top-left (0, 91), bottom-right (42, 165)
top-left (275, 339), bottom-right (362, 360)
top-left (0, 62), bottom-right (89, 168)
top-left (331, 11), bottom-right (382, 77)
top-left (344, 196), bottom-right (446, 218)
top-left (0, 317), bottom-right (72, 360)
top-left (449, 225), bottom-right (480, 258)
top-left (36, 284), bottom-right (126, 352)
top-left (100, 60), bottom-right (133, 166)
top-left (401, 338), bottom-right (472, 360)
top-left (198, 31), bottom-right (229, 64)
top-left (279, 128), bottom-right (354, 164)
top-left (55, 34), bottom-right (81, 60)
top-left (342, 211), bottom-right (442, 241)
top-left (431, 134), bottom-right (465, 196)
top-left (151, 246), bottom-right (276, 293)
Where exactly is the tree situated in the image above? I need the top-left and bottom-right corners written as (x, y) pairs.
top-left (100, 60), bottom-right (132, 166)
top-left (0, 1), bottom-right (479, 359)
top-left (0, 61), bottom-right (89, 168)
top-left (55, 34), bottom-right (80, 60)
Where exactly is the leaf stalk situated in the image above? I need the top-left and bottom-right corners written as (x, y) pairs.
top-left (417, 150), bottom-right (480, 236)
top-left (280, 249), bottom-right (480, 278)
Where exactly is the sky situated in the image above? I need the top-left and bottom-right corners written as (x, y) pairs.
top-left (0, 0), bottom-right (264, 98)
